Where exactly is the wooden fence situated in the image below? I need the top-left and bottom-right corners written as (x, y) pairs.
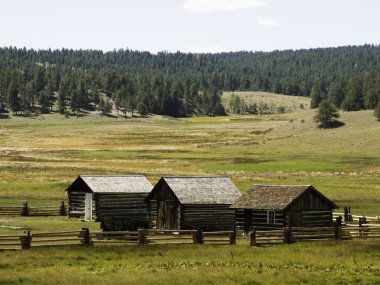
top-left (0, 201), bottom-right (67, 217)
top-left (333, 207), bottom-right (380, 224)
top-left (0, 228), bottom-right (235, 250)
top-left (250, 224), bottom-right (380, 246)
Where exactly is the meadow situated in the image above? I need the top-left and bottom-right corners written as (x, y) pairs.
top-left (0, 93), bottom-right (379, 284)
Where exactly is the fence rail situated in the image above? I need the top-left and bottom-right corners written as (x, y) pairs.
top-left (333, 208), bottom-right (380, 224)
top-left (2, 225), bottom-right (380, 251)
top-left (0, 202), bottom-right (67, 217)
top-left (250, 224), bottom-right (380, 246)
top-left (0, 228), bottom-right (235, 250)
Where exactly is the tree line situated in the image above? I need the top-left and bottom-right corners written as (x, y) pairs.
top-left (0, 45), bottom-right (379, 117)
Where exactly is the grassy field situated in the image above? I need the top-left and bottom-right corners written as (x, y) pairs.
top-left (222, 91), bottom-right (311, 112)
top-left (0, 240), bottom-right (379, 284)
top-left (0, 105), bottom-right (380, 284)
top-left (0, 108), bottom-right (379, 214)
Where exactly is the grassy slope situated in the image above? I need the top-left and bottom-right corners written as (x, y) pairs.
top-left (0, 109), bottom-right (379, 214)
top-left (222, 91), bottom-right (311, 111)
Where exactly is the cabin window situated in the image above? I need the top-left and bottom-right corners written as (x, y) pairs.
top-left (267, 210), bottom-right (275, 224)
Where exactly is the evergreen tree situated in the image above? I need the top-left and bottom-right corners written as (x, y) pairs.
top-left (310, 81), bottom-right (325, 108)
top-left (7, 79), bottom-right (20, 114)
top-left (374, 101), bottom-right (380, 121)
top-left (97, 97), bottom-right (113, 115)
top-left (363, 73), bottom-right (380, 109)
top-left (38, 88), bottom-right (50, 113)
top-left (314, 100), bottom-right (340, 128)
top-left (58, 77), bottom-right (69, 114)
top-left (341, 77), bottom-right (363, 111)
top-left (327, 80), bottom-right (346, 108)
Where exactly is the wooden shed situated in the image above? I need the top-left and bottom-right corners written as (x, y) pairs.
top-left (66, 175), bottom-right (153, 229)
top-left (230, 184), bottom-right (338, 232)
top-left (146, 176), bottom-right (241, 231)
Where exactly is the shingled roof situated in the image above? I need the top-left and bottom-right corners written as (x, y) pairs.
top-left (150, 176), bottom-right (241, 204)
top-left (230, 184), bottom-right (337, 210)
top-left (66, 175), bottom-right (153, 193)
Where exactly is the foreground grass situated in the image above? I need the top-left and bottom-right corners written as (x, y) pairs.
top-left (0, 240), bottom-right (379, 285)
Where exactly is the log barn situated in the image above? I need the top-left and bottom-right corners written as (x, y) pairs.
top-left (66, 175), bottom-right (153, 229)
top-left (230, 184), bottom-right (338, 233)
top-left (146, 176), bottom-right (242, 231)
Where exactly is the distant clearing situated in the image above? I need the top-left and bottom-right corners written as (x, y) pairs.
top-left (222, 91), bottom-right (311, 111)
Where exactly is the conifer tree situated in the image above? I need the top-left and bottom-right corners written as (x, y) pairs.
top-left (314, 100), bottom-right (340, 128)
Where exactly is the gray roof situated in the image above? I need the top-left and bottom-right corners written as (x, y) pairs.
top-left (158, 176), bottom-right (241, 204)
top-left (75, 175), bottom-right (153, 193)
top-left (230, 184), bottom-right (337, 210)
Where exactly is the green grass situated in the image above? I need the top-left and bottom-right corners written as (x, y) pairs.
top-left (222, 91), bottom-right (311, 112)
top-left (0, 240), bottom-right (379, 284)
top-left (0, 109), bottom-right (379, 214)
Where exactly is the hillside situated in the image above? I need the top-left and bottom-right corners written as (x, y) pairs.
top-left (0, 45), bottom-right (379, 118)
top-left (222, 91), bottom-right (311, 112)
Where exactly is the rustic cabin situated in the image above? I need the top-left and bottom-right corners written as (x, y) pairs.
top-left (66, 175), bottom-right (153, 229)
top-left (230, 184), bottom-right (338, 233)
top-left (146, 176), bottom-right (242, 231)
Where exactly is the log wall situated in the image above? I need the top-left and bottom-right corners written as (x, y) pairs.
top-left (68, 191), bottom-right (86, 218)
top-left (181, 204), bottom-right (237, 231)
top-left (95, 193), bottom-right (149, 230)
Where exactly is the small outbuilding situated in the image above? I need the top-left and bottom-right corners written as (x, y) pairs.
top-left (66, 175), bottom-right (153, 229)
top-left (146, 176), bottom-right (242, 231)
top-left (230, 184), bottom-right (338, 232)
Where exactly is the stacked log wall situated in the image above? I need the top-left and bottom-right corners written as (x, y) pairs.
top-left (68, 191), bottom-right (86, 218)
top-left (181, 204), bottom-right (237, 231)
top-left (250, 210), bottom-right (284, 229)
top-left (95, 193), bottom-right (149, 229)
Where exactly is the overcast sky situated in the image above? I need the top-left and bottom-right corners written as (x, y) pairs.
top-left (1, 0), bottom-right (379, 53)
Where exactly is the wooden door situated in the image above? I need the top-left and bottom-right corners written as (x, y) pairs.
top-left (84, 193), bottom-right (93, 221)
top-left (244, 210), bottom-right (252, 234)
top-left (157, 201), bottom-right (178, 230)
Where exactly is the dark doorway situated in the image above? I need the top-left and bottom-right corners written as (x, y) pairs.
top-left (244, 210), bottom-right (252, 234)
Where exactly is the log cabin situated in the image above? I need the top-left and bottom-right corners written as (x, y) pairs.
top-left (230, 184), bottom-right (338, 233)
top-left (146, 176), bottom-right (242, 231)
top-left (66, 175), bottom-right (153, 229)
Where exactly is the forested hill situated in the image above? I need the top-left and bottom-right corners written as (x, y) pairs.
top-left (0, 45), bottom-right (379, 117)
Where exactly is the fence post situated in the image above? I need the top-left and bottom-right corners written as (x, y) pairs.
top-left (20, 231), bottom-right (31, 249)
top-left (21, 202), bottom-right (29, 216)
top-left (138, 228), bottom-right (147, 245)
top-left (335, 217), bottom-right (342, 240)
top-left (59, 201), bottom-right (67, 216)
top-left (359, 217), bottom-right (366, 239)
top-left (229, 227), bottom-right (237, 245)
top-left (250, 228), bottom-right (256, 246)
top-left (79, 228), bottom-right (91, 246)
top-left (284, 227), bottom-right (293, 244)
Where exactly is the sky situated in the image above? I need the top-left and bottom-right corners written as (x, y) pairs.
top-left (0, 0), bottom-right (379, 53)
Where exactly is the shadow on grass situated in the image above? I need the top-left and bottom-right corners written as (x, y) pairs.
top-left (318, 121), bottom-right (345, 129)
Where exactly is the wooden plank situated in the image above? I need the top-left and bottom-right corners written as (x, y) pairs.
top-left (32, 238), bottom-right (82, 243)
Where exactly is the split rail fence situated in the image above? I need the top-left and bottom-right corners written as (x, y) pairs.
top-left (0, 228), bottom-right (236, 251)
top-left (250, 224), bottom-right (380, 246)
top-left (0, 202), bottom-right (67, 217)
